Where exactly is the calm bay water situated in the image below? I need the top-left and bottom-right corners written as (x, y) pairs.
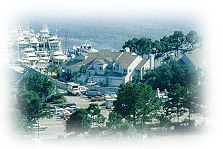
top-left (18, 17), bottom-right (199, 51)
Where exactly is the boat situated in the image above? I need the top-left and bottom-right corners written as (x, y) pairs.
top-left (16, 36), bottom-right (30, 49)
top-left (51, 51), bottom-right (67, 64)
top-left (20, 48), bottom-right (39, 67)
top-left (38, 25), bottom-right (50, 50)
top-left (48, 35), bottom-right (61, 51)
top-left (29, 33), bottom-right (39, 49)
top-left (72, 41), bottom-right (98, 54)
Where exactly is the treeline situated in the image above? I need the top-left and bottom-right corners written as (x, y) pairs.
top-left (65, 63), bottom-right (207, 139)
top-left (122, 31), bottom-right (202, 57)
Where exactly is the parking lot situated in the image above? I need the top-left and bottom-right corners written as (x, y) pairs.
top-left (35, 89), bottom-right (112, 140)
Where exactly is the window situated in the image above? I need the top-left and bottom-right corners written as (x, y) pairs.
top-left (99, 67), bottom-right (102, 70)
top-left (123, 69), bottom-right (127, 73)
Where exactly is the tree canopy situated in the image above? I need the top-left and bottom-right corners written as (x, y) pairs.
top-left (122, 30), bottom-right (202, 58)
top-left (66, 108), bottom-right (91, 134)
top-left (113, 82), bottom-right (159, 126)
top-left (19, 72), bottom-right (54, 100)
top-left (16, 90), bottom-right (50, 124)
top-left (143, 62), bottom-right (197, 90)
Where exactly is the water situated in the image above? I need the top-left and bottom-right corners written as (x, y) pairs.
top-left (17, 17), bottom-right (199, 51)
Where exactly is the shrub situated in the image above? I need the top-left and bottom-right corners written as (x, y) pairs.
top-left (47, 93), bottom-right (66, 104)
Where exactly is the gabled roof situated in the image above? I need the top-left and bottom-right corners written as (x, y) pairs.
top-left (135, 59), bottom-right (148, 70)
top-left (66, 54), bottom-right (97, 69)
top-left (116, 52), bottom-right (138, 68)
top-left (65, 50), bottom-right (121, 69)
top-left (179, 48), bottom-right (207, 69)
top-left (95, 59), bottom-right (107, 65)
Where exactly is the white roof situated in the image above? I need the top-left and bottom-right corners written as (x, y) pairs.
top-left (23, 57), bottom-right (39, 61)
top-left (105, 98), bottom-right (117, 101)
top-left (53, 55), bottom-right (67, 60)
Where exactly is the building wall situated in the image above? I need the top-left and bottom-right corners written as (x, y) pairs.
top-left (91, 76), bottom-right (107, 85)
top-left (93, 61), bottom-right (108, 75)
top-left (125, 56), bottom-right (142, 82)
top-left (108, 76), bottom-right (125, 87)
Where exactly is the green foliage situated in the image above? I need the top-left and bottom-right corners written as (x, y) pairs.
top-left (113, 82), bottom-right (159, 126)
top-left (79, 65), bottom-right (87, 73)
top-left (16, 90), bottom-right (51, 123)
top-left (144, 64), bottom-right (172, 90)
top-left (66, 108), bottom-right (91, 134)
top-left (122, 30), bottom-right (202, 58)
top-left (122, 37), bottom-right (152, 55)
top-left (144, 62), bottom-right (197, 90)
top-left (87, 103), bottom-right (106, 126)
top-left (47, 92), bottom-right (66, 104)
top-left (46, 63), bottom-right (61, 76)
top-left (19, 73), bottom-right (54, 100)
top-left (106, 111), bottom-right (123, 129)
top-left (186, 31), bottom-right (202, 50)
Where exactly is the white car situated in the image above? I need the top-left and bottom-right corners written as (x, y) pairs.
top-left (87, 81), bottom-right (97, 86)
top-left (33, 124), bottom-right (48, 131)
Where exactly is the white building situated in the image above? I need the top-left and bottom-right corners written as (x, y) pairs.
top-left (62, 50), bottom-right (155, 86)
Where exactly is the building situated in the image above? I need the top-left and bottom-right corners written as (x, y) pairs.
top-left (62, 50), bottom-right (155, 86)
top-left (178, 48), bottom-right (208, 86)
top-left (178, 48), bottom-right (208, 71)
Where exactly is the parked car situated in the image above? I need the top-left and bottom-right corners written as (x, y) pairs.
top-left (79, 86), bottom-right (88, 94)
top-left (86, 90), bottom-right (103, 99)
top-left (33, 124), bottom-right (48, 131)
top-left (60, 110), bottom-right (72, 119)
top-left (63, 103), bottom-right (77, 108)
top-left (109, 92), bottom-right (117, 98)
top-left (55, 108), bottom-right (65, 115)
top-left (66, 82), bottom-right (81, 96)
top-left (87, 81), bottom-right (97, 86)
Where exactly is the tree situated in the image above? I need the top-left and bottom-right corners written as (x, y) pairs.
top-left (46, 63), bottom-right (60, 76)
top-left (16, 90), bottom-right (51, 124)
top-left (143, 63), bottom-right (197, 90)
top-left (167, 83), bottom-right (186, 126)
top-left (160, 36), bottom-right (171, 53)
top-left (87, 103), bottom-right (106, 127)
top-left (182, 84), bottom-right (198, 127)
top-left (19, 73), bottom-right (54, 100)
top-left (151, 40), bottom-right (163, 57)
top-left (79, 65), bottom-right (87, 73)
top-left (66, 109), bottom-right (91, 134)
top-left (106, 111), bottom-right (137, 137)
top-left (122, 38), bottom-right (152, 56)
top-left (106, 111), bottom-right (123, 129)
top-left (113, 82), bottom-right (159, 126)
top-left (186, 31), bottom-right (202, 50)
top-left (122, 38), bottom-right (139, 53)
top-left (169, 31), bottom-right (185, 56)
top-left (136, 37), bottom-right (152, 55)
top-left (144, 64), bottom-right (172, 90)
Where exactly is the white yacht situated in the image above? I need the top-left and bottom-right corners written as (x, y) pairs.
top-left (16, 36), bottom-right (30, 49)
top-left (29, 33), bottom-right (39, 49)
top-left (73, 41), bottom-right (98, 54)
top-left (38, 25), bottom-right (50, 49)
top-left (48, 35), bottom-right (61, 51)
top-left (51, 51), bottom-right (67, 64)
top-left (20, 48), bottom-right (39, 67)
